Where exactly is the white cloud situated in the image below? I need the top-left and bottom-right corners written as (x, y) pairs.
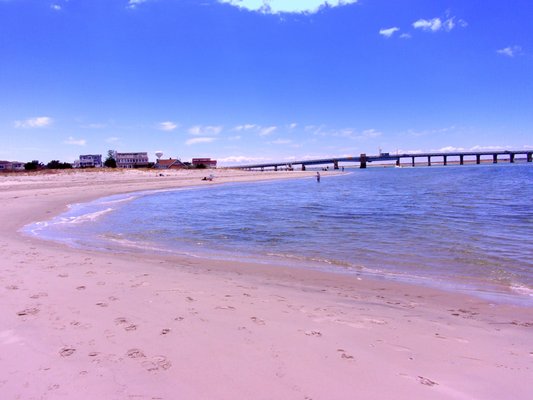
top-left (14, 116), bottom-right (53, 128)
top-left (379, 27), bottom-right (399, 38)
top-left (361, 129), bottom-right (382, 138)
top-left (234, 124), bottom-right (257, 131)
top-left (399, 33), bottom-right (412, 39)
top-left (188, 125), bottom-right (223, 136)
top-left (218, 155), bottom-right (268, 163)
top-left (413, 16), bottom-right (466, 33)
top-left (288, 123), bottom-right (298, 129)
top-left (413, 18), bottom-right (443, 32)
top-left (127, 0), bottom-right (148, 9)
top-left (186, 137), bottom-right (216, 145)
top-left (439, 146), bottom-right (465, 152)
top-left (158, 121), bottom-right (178, 131)
top-left (105, 137), bottom-right (120, 143)
top-left (270, 138), bottom-right (292, 145)
top-left (259, 126), bottom-right (277, 136)
top-left (218, 0), bottom-right (359, 15)
top-left (82, 123), bottom-right (107, 129)
top-left (64, 136), bottom-right (86, 146)
top-left (51, 4), bottom-right (61, 11)
top-left (497, 46), bottom-right (522, 58)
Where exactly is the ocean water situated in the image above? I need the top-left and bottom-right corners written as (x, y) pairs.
top-left (25, 164), bottom-right (533, 305)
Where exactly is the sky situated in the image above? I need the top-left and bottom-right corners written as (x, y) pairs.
top-left (1, 0), bottom-right (532, 165)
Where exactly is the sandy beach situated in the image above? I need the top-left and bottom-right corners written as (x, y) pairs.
top-left (1, 169), bottom-right (532, 400)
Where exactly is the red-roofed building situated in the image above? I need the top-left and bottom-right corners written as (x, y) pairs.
top-left (192, 158), bottom-right (217, 168)
top-left (155, 158), bottom-right (186, 169)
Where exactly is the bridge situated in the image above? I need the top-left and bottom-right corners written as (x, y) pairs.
top-left (230, 150), bottom-right (533, 171)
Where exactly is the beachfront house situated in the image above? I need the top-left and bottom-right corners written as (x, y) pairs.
top-left (192, 158), bottom-right (217, 168)
top-left (79, 154), bottom-right (103, 168)
top-left (155, 158), bottom-right (186, 169)
top-left (114, 151), bottom-right (150, 168)
top-left (0, 161), bottom-right (25, 171)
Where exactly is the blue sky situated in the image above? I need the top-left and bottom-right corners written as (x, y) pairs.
top-left (1, 0), bottom-right (532, 165)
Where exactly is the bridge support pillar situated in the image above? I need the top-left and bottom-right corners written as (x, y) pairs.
top-left (411, 157), bottom-right (415, 167)
top-left (261, 167), bottom-right (264, 172)
top-left (427, 156), bottom-right (431, 167)
top-left (476, 155), bottom-right (481, 165)
top-left (360, 153), bottom-right (367, 169)
top-left (396, 159), bottom-right (400, 167)
top-left (333, 160), bottom-right (339, 170)
top-left (443, 155), bottom-right (447, 166)
top-left (527, 153), bottom-right (532, 162)
top-left (510, 153), bottom-right (515, 163)
top-left (493, 154), bottom-right (498, 164)
top-left (274, 166), bottom-right (278, 171)
top-left (460, 155), bottom-right (464, 165)
top-left (301, 164), bottom-right (306, 171)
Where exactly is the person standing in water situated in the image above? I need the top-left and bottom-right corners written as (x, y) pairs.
top-left (316, 171), bottom-right (321, 182)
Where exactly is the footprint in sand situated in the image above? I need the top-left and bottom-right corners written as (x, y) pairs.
top-left (126, 348), bottom-right (146, 359)
top-left (337, 349), bottom-right (355, 360)
top-left (215, 306), bottom-right (236, 311)
top-left (304, 330), bottom-right (322, 337)
top-left (418, 376), bottom-right (438, 386)
top-left (76, 286), bottom-right (86, 291)
top-left (96, 302), bottom-right (108, 308)
top-left (59, 347), bottom-right (76, 357)
top-left (251, 317), bottom-right (265, 325)
top-left (29, 292), bottom-right (48, 299)
top-left (142, 356), bottom-right (172, 372)
top-left (5, 285), bottom-right (19, 290)
top-left (17, 308), bottom-right (39, 316)
top-left (160, 328), bottom-right (171, 335)
top-left (114, 317), bottom-right (137, 331)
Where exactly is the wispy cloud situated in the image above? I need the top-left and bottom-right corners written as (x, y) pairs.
top-left (218, 156), bottom-right (268, 164)
top-left (14, 116), bottom-right (53, 128)
top-left (270, 138), bottom-right (292, 145)
top-left (218, 0), bottom-right (359, 15)
top-left (186, 137), bottom-right (216, 145)
top-left (188, 125), bottom-right (223, 136)
top-left (379, 27), bottom-right (399, 38)
top-left (361, 129), bottom-right (382, 138)
top-left (158, 121), bottom-right (178, 131)
top-left (438, 145), bottom-right (510, 153)
top-left (81, 123), bottom-right (107, 129)
top-left (51, 4), bottom-right (61, 11)
top-left (413, 15), bottom-right (467, 33)
top-left (105, 137), bottom-right (120, 143)
top-left (127, 0), bottom-right (148, 9)
top-left (64, 136), bottom-right (86, 146)
top-left (259, 126), bottom-right (277, 136)
top-left (497, 45), bottom-right (522, 58)
top-left (234, 124), bottom-right (258, 131)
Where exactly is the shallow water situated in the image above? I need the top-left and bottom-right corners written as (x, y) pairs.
top-left (25, 164), bottom-right (533, 305)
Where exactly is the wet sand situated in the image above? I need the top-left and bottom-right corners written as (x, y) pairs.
top-left (1, 169), bottom-right (532, 399)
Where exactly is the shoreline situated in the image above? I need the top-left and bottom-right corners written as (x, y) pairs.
top-left (1, 169), bottom-right (532, 399)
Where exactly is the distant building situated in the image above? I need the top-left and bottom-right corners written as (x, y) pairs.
top-left (155, 158), bottom-right (186, 169)
top-left (79, 154), bottom-right (103, 168)
top-left (0, 161), bottom-right (25, 171)
top-left (192, 158), bottom-right (217, 168)
top-left (114, 152), bottom-right (150, 168)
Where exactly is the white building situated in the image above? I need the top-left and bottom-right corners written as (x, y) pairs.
top-left (0, 161), bottom-right (25, 171)
top-left (79, 154), bottom-right (103, 168)
top-left (114, 152), bottom-right (150, 168)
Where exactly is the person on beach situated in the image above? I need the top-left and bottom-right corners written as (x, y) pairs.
top-left (316, 171), bottom-right (320, 183)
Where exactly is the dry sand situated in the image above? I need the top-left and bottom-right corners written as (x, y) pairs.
top-left (0, 169), bottom-right (532, 400)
